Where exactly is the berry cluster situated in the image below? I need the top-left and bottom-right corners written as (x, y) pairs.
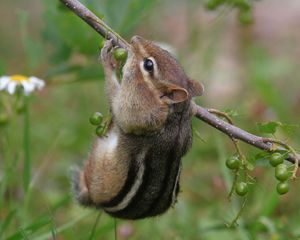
top-left (226, 155), bottom-right (249, 197)
top-left (269, 153), bottom-right (291, 195)
top-left (89, 40), bottom-right (128, 137)
top-left (89, 112), bottom-right (109, 137)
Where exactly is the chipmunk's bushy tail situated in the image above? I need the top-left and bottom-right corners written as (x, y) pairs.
top-left (69, 166), bottom-right (93, 207)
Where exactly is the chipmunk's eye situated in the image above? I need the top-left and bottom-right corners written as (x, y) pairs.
top-left (143, 58), bottom-right (154, 72)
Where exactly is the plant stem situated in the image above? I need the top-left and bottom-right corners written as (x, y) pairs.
top-left (23, 96), bottom-right (31, 193)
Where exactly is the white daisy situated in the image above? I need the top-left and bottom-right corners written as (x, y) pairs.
top-left (0, 75), bottom-right (45, 95)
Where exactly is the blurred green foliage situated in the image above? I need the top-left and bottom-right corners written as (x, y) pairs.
top-left (0, 0), bottom-right (300, 239)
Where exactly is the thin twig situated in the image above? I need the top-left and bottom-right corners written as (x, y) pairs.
top-left (192, 103), bottom-right (300, 166)
top-left (59, 0), bottom-right (130, 49)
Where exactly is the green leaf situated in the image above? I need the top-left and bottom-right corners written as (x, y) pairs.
top-left (256, 121), bottom-right (282, 134)
top-left (224, 109), bottom-right (239, 117)
top-left (280, 123), bottom-right (299, 136)
top-left (254, 152), bottom-right (271, 162)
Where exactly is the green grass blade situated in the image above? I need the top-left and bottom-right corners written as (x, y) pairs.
top-left (88, 212), bottom-right (103, 240)
top-left (7, 216), bottom-right (51, 240)
top-left (33, 211), bottom-right (92, 240)
top-left (0, 209), bottom-right (17, 238)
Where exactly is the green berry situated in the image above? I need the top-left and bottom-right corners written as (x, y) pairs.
top-left (89, 112), bottom-right (103, 126)
top-left (276, 181), bottom-right (289, 195)
top-left (239, 10), bottom-right (253, 25)
top-left (114, 48), bottom-right (128, 61)
top-left (269, 152), bottom-right (284, 167)
top-left (226, 156), bottom-right (240, 170)
top-left (99, 39), bottom-right (106, 50)
top-left (275, 164), bottom-right (289, 182)
top-left (95, 124), bottom-right (105, 137)
top-left (235, 182), bottom-right (248, 196)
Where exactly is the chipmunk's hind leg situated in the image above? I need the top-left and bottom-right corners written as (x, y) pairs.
top-left (70, 166), bottom-right (93, 207)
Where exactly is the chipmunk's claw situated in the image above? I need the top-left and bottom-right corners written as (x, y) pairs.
top-left (101, 39), bottom-right (115, 70)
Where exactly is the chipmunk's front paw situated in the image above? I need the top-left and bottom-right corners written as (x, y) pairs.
top-left (101, 39), bottom-right (115, 71)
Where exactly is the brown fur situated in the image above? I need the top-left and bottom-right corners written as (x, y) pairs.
top-left (87, 134), bottom-right (128, 203)
top-left (72, 36), bottom-right (204, 215)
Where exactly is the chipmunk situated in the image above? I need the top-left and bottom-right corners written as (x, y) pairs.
top-left (71, 36), bottom-right (204, 219)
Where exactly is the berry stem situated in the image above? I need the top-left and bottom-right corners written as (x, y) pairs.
top-left (263, 138), bottom-right (298, 179)
top-left (228, 169), bottom-right (239, 200)
top-left (227, 196), bottom-right (248, 228)
top-left (207, 109), bottom-right (244, 160)
top-left (207, 109), bottom-right (249, 199)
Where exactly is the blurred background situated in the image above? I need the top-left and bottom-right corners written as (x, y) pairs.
top-left (0, 0), bottom-right (300, 239)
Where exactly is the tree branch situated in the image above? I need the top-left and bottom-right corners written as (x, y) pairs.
top-left (59, 0), bottom-right (300, 166)
top-left (192, 103), bottom-right (300, 165)
top-left (59, 0), bottom-right (130, 49)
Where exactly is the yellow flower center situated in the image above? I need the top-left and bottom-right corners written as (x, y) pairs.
top-left (10, 75), bottom-right (29, 82)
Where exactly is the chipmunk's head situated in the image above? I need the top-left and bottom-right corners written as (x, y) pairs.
top-left (122, 35), bottom-right (204, 105)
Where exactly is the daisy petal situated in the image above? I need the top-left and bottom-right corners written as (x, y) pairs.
top-left (29, 76), bottom-right (45, 90)
top-left (0, 76), bottom-right (10, 90)
top-left (7, 81), bottom-right (17, 95)
top-left (22, 81), bottom-right (35, 95)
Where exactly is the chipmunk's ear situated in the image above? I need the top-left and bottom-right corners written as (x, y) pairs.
top-left (159, 83), bottom-right (189, 104)
top-left (187, 79), bottom-right (204, 97)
